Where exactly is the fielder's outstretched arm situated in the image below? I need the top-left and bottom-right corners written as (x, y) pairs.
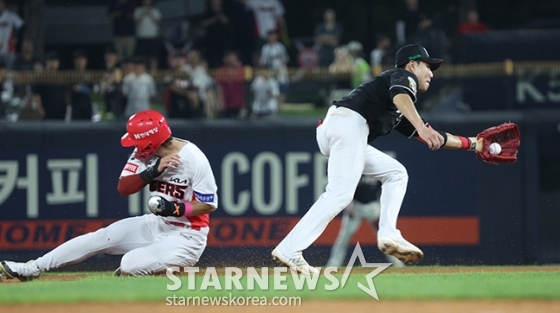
top-left (442, 133), bottom-right (483, 152)
top-left (393, 94), bottom-right (445, 150)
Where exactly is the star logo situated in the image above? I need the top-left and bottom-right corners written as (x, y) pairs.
top-left (340, 243), bottom-right (392, 300)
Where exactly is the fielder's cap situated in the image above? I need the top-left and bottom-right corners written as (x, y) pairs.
top-left (395, 44), bottom-right (443, 71)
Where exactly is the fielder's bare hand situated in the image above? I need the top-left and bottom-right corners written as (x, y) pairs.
top-left (417, 126), bottom-right (445, 150)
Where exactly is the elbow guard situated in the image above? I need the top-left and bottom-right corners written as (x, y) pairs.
top-left (139, 158), bottom-right (165, 183)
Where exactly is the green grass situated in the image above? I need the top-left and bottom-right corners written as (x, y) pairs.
top-left (1, 267), bottom-right (560, 304)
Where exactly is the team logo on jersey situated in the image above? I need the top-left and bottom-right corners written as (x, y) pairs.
top-left (407, 77), bottom-right (417, 95)
top-left (170, 177), bottom-right (188, 184)
top-left (124, 162), bottom-right (139, 173)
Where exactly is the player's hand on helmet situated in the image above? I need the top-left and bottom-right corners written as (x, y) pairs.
top-left (159, 153), bottom-right (181, 171)
top-left (417, 126), bottom-right (445, 151)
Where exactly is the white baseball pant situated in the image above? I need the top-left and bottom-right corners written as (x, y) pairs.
top-left (35, 214), bottom-right (208, 275)
top-left (276, 105), bottom-right (408, 259)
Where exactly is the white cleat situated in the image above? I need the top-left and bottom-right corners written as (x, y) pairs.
top-left (385, 254), bottom-right (406, 268)
top-left (378, 237), bottom-right (424, 264)
top-left (271, 249), bottom-right (319, 275)
top-left (0, 260), bottom-right (41, 282)
top-left (113, 267), bottom-right (122, 277)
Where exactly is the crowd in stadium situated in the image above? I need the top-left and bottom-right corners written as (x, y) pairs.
top-left (0, 0), bottom-right (492, 122)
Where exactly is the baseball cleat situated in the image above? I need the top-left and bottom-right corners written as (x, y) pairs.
top-left (271, 249), bottom-right (319, 275)
top-left (385, 254), bottom-right (406, 268)
top-left (113, 267), bottom-right (122, 277)
top-left (378, 237), bottom-right (424, 264)
top-left (0, 260), bottom-right (41, 282)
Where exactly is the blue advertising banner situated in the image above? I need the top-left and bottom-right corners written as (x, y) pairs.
top-left (0, 119), bottom-right (528, 265)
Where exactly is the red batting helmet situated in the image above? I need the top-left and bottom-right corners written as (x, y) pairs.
top-left (121, 110), bottom-right (172, 159)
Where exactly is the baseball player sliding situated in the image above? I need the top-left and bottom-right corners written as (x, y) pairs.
top-left (272, 44), bottom-right (520, 275)
top-left (0, 110), bottom-right (218, 281)
top-left (326, 176), bottom-right (405, 268)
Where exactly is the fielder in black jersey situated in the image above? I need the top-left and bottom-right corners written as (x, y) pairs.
top-left (272, 44), bottom-right (486, 274)
top-left (337, 67), bottom-right (429, 142)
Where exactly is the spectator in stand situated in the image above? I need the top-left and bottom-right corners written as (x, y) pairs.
top-left (165, 51), bottom-right (202, 119)
top-left (0, 0), bottom-right (23, 69)
top-left (134, 0), bottom-right (161, 73)
top-left (414, 15), bottom-right (450, 62)
top-left (313, 8), bottom-right (343, 67)
top-left (328, 46), bottom-right (353, 76)
top-left (369, 33), bottom-right (394, 68)
top-left (215, 51), bottom-right (245, 118)
top-left (120, 57), bottom-right (135, 77)
top-left (119, 57), bottom-right (134, 115)
top-left (246, 0), bottom-right (289, 46)
top-left (224, 0), bottom-right (256, 66)
top-left (259, 30), bottom-right (289, 107)
top-left (122, 56), bottom-right (156, 118)
top-left (17, 56), bottom-right (46, 121)
top-left (12, 39), bottom-right (41, 72)
top-left (100, 46), bottom-right (124, 120)
top-left (346, 41), bottom-right (371, 89)
top-left (251, 67), bottom-right (279, 118)
top-left (197, 0), bottom-right (232, 69)
top-left (326, 46), bottom-right (354, 103)
top-left (396, 0), bottom-right (423, 45)
top-left (108, 0), bottom-right (137, 62)
top-left (184, 49), bottom-right (219, 117)
top-left (33, 51), bottom-right (68, 120)
top-left (12, 39), bottom-right (43, 121)
top-left (68, 49), bottom-right (93, 121)
top-left (17, 85), bottom-right (44, 121)
top-left (0, 59), bottom-right (15, 120)
top-left (456, 9), bottom-right (489, 36)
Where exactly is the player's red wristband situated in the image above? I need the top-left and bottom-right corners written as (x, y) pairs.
top-left (458, 136), bottom-right (471, 150)
top-left (183, 202), bottom-right (194, 216)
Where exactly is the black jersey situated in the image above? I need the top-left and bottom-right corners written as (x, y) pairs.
top-left (335, 68), bottom-right (422, 142)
